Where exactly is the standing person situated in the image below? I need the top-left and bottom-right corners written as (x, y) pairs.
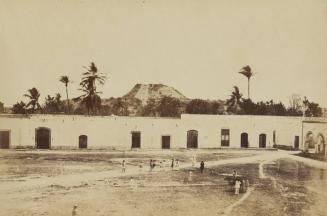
top-left (242, 179), bottom-right (247, 193)
top-left (175, 159), bottom-right (180, 170)
top-left (130, 177), bottom-right (137, 190)
top-left (234, 180), bottom-right (241, 195)
top-left (72, 204), bottom-right (78, 216)
top-left (171, 158), bottom-right (175, 170)
top-left (200, 161), bottom-right (205, 173)
top-left (152, 160), bottom-right (156, 170)
top-left (246, 179), bottom-right (250, 191)
top-left (188, 171), bottom-right (193, 182)
top-left (233, 170), bottom-right (237, 181)
top-left (122, 160), bottom-right (126, 173)
top-left (240, 179), bottom-right (245, 193)
top-left (192, 155), bottom-right (196, 167)
top-left (150, 159), bottom-right (153, 172)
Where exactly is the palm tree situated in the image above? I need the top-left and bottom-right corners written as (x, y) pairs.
top-left (59, 76), bottom-right (71, 114)
top-left (44, 93), bottom-right (63, 113)
top-left (24, 87), bottom-right (41, 113)
top-left (80, 90), bottom-right (102, 115)
top-left (77, 62), bottom-right (107, 115)
top-left (226, 86), bottom-right (243, 114)
top-left (80, 62), bottom-right (106, 94)
top-left (239, 65), bottom-right (254, 99)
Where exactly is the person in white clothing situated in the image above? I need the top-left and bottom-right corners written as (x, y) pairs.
top-left (192, 155), bottom-right (196, 167)
top-left (234, 180), bottom-right (241, 195)
top-left (175, 159), bottom-right (180, 170)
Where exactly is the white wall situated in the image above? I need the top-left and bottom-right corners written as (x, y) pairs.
top-left (0, 115), bottom-right (181, 149)
top-left (0, 114), bottom-right (326, 150)
top-left (180, 114), bottom-right (303, 148)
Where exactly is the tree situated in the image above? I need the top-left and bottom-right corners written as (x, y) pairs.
top-left (44, 93), bottom-right (63, 114)
top-left (0, 101), bottom-right (4, 113)
top-left (81, 92), bottom-right (102, 115)
top-left (112, 97), bottom-right (129, 116)
top-left (288, 94), bottom-right (303, 111)
top-left (76, 62), bottom-right (107, 115)
top-left (239, 99), bottom-right (256, 115)
top-left (186, 99), bottom-right (211, 114)
top-left (59, 76), bottom-right (71, 114)
top-left (239, 65), bottom-right (255, 99)
top-left (24, 87), bottom-right (41, 113)
top-left (303, 97), bottom-right (322, 117)
top-left (287, 94), bottom-right (303, 116)
top-left (209, 101), bottom-right (225, 114)
top-left (12, 101), bottom-right (26, 114)
top-left (142, 98), bottom-right (158, 116)
top-left (156, 97), bottom-right (181, 117)
top-left (226, 86), bottom-right (243, 114)
top-left (269, 101), bottom-right (287, 116)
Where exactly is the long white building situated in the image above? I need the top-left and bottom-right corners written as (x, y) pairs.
top-left (0, 114), bottom-right (326, 154)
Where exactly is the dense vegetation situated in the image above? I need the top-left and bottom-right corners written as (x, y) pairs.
top-left (9, 63), bottom-right (323, 117)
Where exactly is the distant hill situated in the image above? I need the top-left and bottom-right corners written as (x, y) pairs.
top-left (122, 84), bottom-right (190, 105)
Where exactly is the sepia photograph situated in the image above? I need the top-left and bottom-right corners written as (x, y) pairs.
top-left (0, 0), bottom-right (327, 215)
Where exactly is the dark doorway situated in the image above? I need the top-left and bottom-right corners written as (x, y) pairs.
top-left (316, 134), bottom-right (325, 154)
top-left (305, 132), bottom-right (315, 149)
top-left (79, 135), bottom-right (88, 149)
top-left (131, 132), bottom-right (141, 148)
top-left (221, 129), bottom-right (230, 147)
top-left (259, 134), bottom-right (266, 148)
top-left (162, 136), bottom-right (171, 149)
top-left (241, 133), bottom-right (249, 148)
top-left (0, 131), bottom-right (10, 149)
top-left (36, 128), bottom-right (51, 149)
top-left (294, 136), bottom-right (300, 150)
top-left (187, 130), bottom-right (198, 148)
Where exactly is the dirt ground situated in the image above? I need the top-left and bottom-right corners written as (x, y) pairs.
top-left (0, 150), bottom-right (326, 216)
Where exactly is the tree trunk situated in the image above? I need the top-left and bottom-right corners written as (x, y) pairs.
top-left (65, 86), bottom-right (70, 114)
top-left (248, 78), bottom-right (250, 99)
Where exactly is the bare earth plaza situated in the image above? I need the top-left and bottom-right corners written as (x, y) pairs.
top-left (1, 0), bottom-right (327, 215)
top-left (0, 114), bottom-right (327, 216)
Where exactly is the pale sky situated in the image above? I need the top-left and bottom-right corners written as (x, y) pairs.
top-left (1, 0), bottom-right (327, 107)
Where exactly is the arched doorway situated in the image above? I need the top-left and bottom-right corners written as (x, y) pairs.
top-left (316, 134), bottom-right (325, 154)
top-left (79, 135), bottom-right (88, 149)
top-left (241, 133), bottom-right (249, 148)
top-left (259, 134), bottom-right (266, 148)
top-left (36, 127), bottom-right (51, 149)
top-left (187, 130), bottom-right (198, 148)
top-left (305, 132), bottom-right (314, 151)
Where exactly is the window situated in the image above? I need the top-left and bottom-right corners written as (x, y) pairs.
top-left (131, 132), bottom-right (141, 148)
top-left (162, 136), bottom-right (171, 149)
top-left (221, 129), bottom-right (230, 147)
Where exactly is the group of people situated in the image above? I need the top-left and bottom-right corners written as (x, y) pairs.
top-left (170, 158), bottom-right (181, 170)
top-left (121, 156), bottom-right (206, 173)
top-left (123, 158), bottom-right (246, 196)
top-left (232, 170), bottom-right (249, 195)
top-left (149, 159), bottom-right (158, 171)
